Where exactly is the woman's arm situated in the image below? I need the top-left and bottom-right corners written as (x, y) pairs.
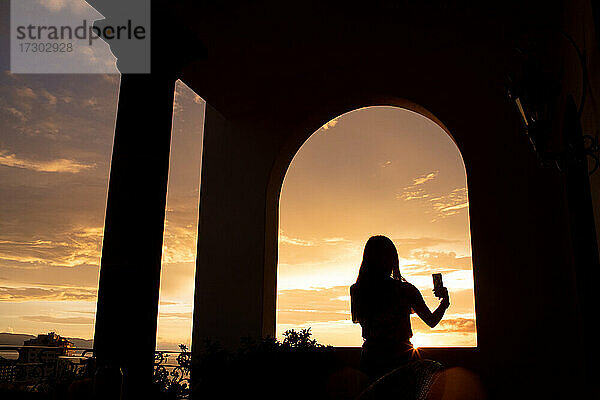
top-left (411, 286), bottom-right (450, 328)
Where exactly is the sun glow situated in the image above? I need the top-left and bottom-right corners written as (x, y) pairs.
top-left (411, 333), bottom-right (427, 349)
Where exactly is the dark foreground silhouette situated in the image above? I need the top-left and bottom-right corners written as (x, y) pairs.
top-left (350, 236), bottom-right (450, 380)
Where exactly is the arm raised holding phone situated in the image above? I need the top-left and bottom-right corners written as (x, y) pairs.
top-left (410, 273), bottom-right (450, 328)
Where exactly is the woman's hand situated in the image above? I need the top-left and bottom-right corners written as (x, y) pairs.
top-left (433, 287), bottom-right (450, 308)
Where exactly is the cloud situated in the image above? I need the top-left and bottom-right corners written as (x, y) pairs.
top-left (157, 312), bottom-right (193, 320)
top-left (276, 285), bottom-right (476, 335)
top-left (162, 206), bottom-right (200, 265)
top-left (17, 121), bottom-right (62, 139)
top-left (161, 224), bottom-right (198, 264)
top-left (278, 231), bottom-right (351, 248)
top-left (277, 232), bottom-right (356, 265)
top-left (430, 187), bottom-right (469, 220)
top-left (0, 73), bottom-right (204, 313)
top-left (0, 227), bottom-right (103, 272)
top-left (413, 171), bottom-right (438, 186)
top-left (440, 203), bottom-right (469, 212)
top-left (278, 286), bottom-right (349, 310)
top-left (0, 150), bottom-right (95, 173)
top-left (411, 250), bottom-right (472, 270)
top-left (21, 315), bottom-right (94, 325)
top-left (279, 233), bottom-right (315, 247)
top-left (396, 172), bottom-right (469, 220)
top-left (322, 237), bottom-right (346, 243)
top-left (436, 318), bottom-right (476, 333)
top-left (391, 237), bottom-right (458, 259)
top-left (2, 107), bottom-right (27, 122)
top-left (411, 317), bottom-right (476, 334)
top-left (277, 310), bottom-right (350, 325)
top-left (0, 73), bottom-right (120, 339)
top-left (40, 89), bottom-right (58, 106)
top-left (14, 87), bottom-right (57, 107)
top-left (277, 286), bottom-right (351, 324)
top-left (396, 171), bottom-right (438, 200)
top-left (159, 301), bottom-right (179, 306)
top-left (15, 87), bottom-right (37, 99)
top-left (83, 97), bottom-right (98, 108)
top-left (155, 262), bottom-right (195, 302)
top-left (396, 188), bottom-right (430, 201)
top-left (277, 235), bottom-right (471, 280)
top-left (0, 286), bottom-right (97, 302)
top-left (39, 0), bottom-right (89, 15)
top-left (279, 230), bottom-right (355, 264)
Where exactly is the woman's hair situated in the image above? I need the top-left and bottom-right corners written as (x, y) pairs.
top-left (356, 235), bottom-right (403, 283)
top-left (351, 235), bottom-right (404, 323)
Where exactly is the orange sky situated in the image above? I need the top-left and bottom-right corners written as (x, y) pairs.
top-left (0, 74), bottom-right (475, 349)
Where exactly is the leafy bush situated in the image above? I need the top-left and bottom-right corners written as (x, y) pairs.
top-left (192, 329), bottom-right (336, 400)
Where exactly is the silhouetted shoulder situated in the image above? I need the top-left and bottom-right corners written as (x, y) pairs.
top-left (393, 281), bottom-right (422, 304)
top-left (400, 281), bottom-right (419, 292)
top-left (389, 279), bottom-right (415, 291)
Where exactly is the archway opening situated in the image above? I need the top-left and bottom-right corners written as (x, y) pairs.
top-left (155, 80), bottom-right (205, 351)
top-left (277, 106), bottom-right (476, 347)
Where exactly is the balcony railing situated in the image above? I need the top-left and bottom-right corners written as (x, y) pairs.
top-left (0, 345), bottom-right (190, 398)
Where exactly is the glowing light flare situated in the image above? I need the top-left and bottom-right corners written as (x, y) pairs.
top-left (410, 333), bottom-right (427, 349)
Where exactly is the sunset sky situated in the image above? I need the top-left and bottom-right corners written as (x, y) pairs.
top-left (277, 107), bottom-right (475, 347)
top-left (0, 1), bottom-right (475, 350)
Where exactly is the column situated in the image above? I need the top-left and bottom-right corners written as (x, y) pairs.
top-left (93, 71), bottom-right (176, 399)
top-left (191, 106), bottom-right (274, 355)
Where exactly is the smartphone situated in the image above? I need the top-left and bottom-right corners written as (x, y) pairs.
top-left (432, 273), bottom-right (443, 289)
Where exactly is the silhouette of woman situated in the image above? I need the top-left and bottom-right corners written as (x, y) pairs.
top-left (350, 235), bottom-right (450, 379)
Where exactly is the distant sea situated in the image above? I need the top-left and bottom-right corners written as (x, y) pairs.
top-left (0, 332), bottom-right (185, 360)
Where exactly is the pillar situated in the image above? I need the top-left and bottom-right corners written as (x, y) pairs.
top-left (191, 106), bottom-right (275, 353)
top-left (93, 71), bottom-right (176, 399)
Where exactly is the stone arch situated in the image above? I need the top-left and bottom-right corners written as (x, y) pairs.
top-left (263, 98), bottom-right (474, 345)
